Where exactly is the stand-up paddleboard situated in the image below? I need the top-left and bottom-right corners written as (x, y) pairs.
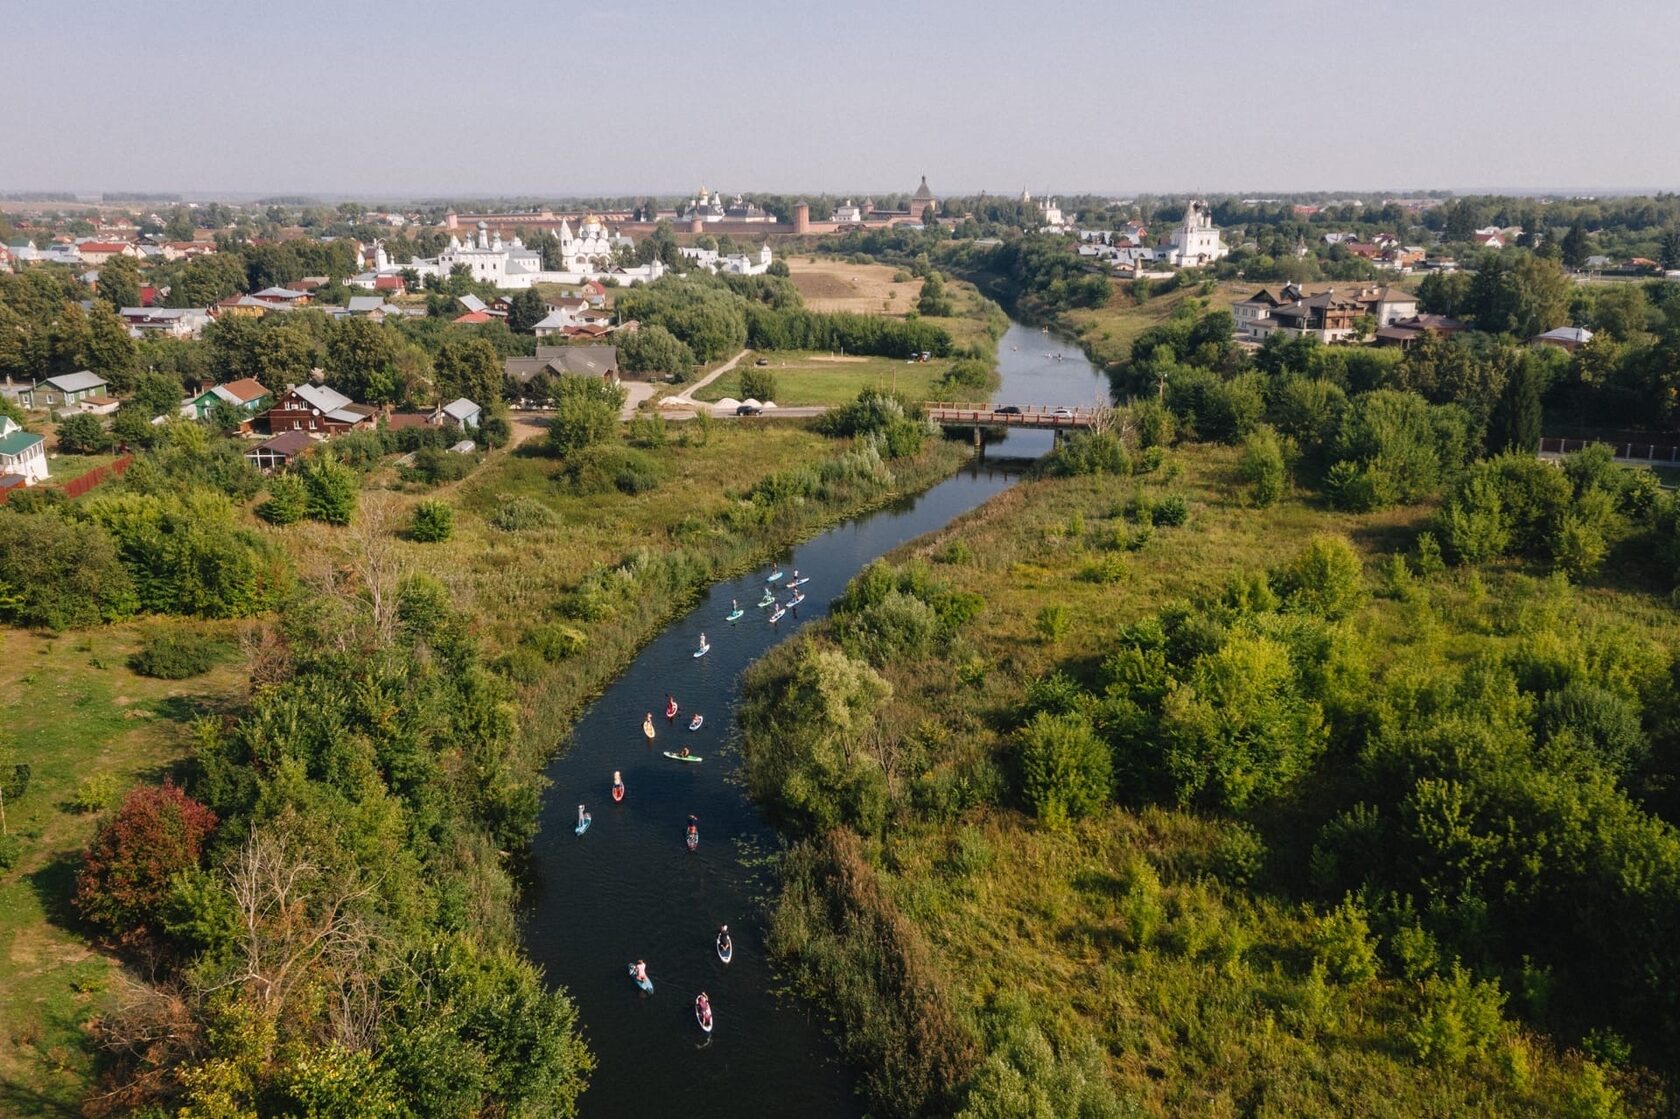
top-left (627, 964), bottom-right (653, 994)
top-left (727, 608), bottom-right (744, 622)
top-left (642, 716), bottom-right (656, 740)
top-left (575, 813), bottom-right (592, 836)
top-left (716, 933), bottom-right (733, 964)
top-left (612, 784), bottom-right (624, 803)
top-left (787, 591), bottom-right (805, 607)
top-left (693, 642), bottom-right (710, 658)
top-left (766, 569), bottom-right (784, 583)
top-left (788, 577), bottom-right (809, 589)
top-left (666, 697), bottom-right (679, 720)
top-left (689, 714), bottom-right (704, 731)
top-left (769, 606), bottom-right (787, 624)
top-left (757, 591), bottom-right (775, 608)
top-left (696, 997), bottom-right (714, 1034)
top-left (663, 751), bottom-right (703, 763)
top-left (686, 828), bottom-right (699, 852)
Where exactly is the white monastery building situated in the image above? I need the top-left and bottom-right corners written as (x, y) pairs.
top-left (1161, 201), bottom-right (1229, 268)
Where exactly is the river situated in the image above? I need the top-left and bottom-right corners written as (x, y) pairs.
top-left (520, 319), bottom-right (1104, 1117)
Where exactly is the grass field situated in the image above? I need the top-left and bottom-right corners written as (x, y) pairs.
top-left (694, 352), bottom-right (957, 407)
top-left (0, 625), bottom-right (245, 1117)
top-left (786, 257), bottom-right (922, 314)
top-left (755, 444), bottom-right (1676, 1117)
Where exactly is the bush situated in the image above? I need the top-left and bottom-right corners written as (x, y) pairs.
top-left (1046, 431), bottom-right (1130, 477)
top-left (55, 412), bottom-right (111, 455)
top-left (70, 772), bottom-right (121, 813)
top-left (0, 834), bottom-right (21, 871)
top-left (301, 451), bottom-right (358, 524)
top-left (1239, 425), bottom-right (1287, 507)
top-left (402, 445), bottom-right (477, 486)
top-left (257, 473), bottom-right (308, 525)
top-left (1273, 535), bottom-right (1365, 619)
top-left (739, 366), bottom-right (779, 403)
top-left (74, 781), bottom-right (218, 942)
top-left (1035, 604), bottom-right (1070, 644)
top-left (0, 511), bottom-right (137, 630)
top-left (410, 500), bottom-right (454, 542)
top-left (526, 621), bottom-right (587, 662)
top-left (129, 627), bottom-right (223, 679)
top-left (1152, 494), bottom-right (1191, 527)
top-left (489, 495), bottom-right (558, 532)
top-left (1408, 963), bottom-right (1507, 1068)
top-left (1016, 712), bottom-right (1112, 826)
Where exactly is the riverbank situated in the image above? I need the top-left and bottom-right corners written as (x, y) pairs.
top-left (737, 441), bottom-right (1677, 1117)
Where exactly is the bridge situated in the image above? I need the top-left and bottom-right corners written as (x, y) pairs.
top-left (925, 402), bottom-right (1098, 432)
top-left (1538, 436), bottom-right (1680, 468)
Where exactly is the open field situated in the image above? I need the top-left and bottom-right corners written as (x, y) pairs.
top-left (0, 625), bottom-right (245, 1116)
top-left (751, 443), bottom-right (1678, 1117)
top-left (694, 352), bottom-right (957, 407)
top-left (786, 256), bottom-right (922, 314)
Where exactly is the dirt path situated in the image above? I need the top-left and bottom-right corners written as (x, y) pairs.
top-left (663, 348), bottom-right (751, 409)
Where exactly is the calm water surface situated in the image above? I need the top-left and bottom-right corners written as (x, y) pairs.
top-left (521, 319), bottom-right (1101, 1116)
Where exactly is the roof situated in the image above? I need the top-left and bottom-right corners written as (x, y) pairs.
top-left (453, 310), bottom-right (492, 324)
top-left (248, 430), bottom-right (317, 457)
top-left (253, 286), bottom-right (308, 300)
top-left (78, 241), bottom-right (131, 253)
top-left (1537, 326), bottom-right (1594, 343)
top-left (912, 176), bottom-right (934, 200)
top-left (544, 345), bottom-right (619, 378)
top-left (441, 397), bottom-right (480, 420)
top-left (0, 428), bottom-right (44, 456)
top-left (284, 382), bottom-right (355, 414)
top-left (384, 412), bottom-right (431, 430)
top-left (43, 370), bottom-right (108, 393)
top-left (0, 473), bottom-right (29, 491)
top-left (458, 294), bottom-right (487, 313)
top-left (346, 296), bottom-right (387, 313)
top-left (216, 377), bottom-right (269, 404)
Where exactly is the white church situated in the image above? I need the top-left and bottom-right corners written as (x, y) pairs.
top-left (1161, 201), bottom-right (1229, 268)
top-left (677, 242), bottom-right (774, 276)
top-left (353, 216), bottom-right (666, 290)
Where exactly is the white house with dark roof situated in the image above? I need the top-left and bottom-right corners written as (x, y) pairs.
top-left (0, 417), bottom-right (47, 485)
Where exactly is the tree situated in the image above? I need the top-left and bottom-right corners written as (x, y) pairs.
top-left (73, 780), bottom-right (217, 943)
top-left (1661, 227), bottom-right (1680, 271)
top-left (410, 500), bottom-right (453, 542)
top-left (508, 288), bottom-right (548, 333)
top-left (1486, 355), bottom-right (1543, 454)
top-left (127, 370), bottom-right (186, 417)
top-left (1272, 534), bottom-right (1365, 620)
top-left (0, 512), bottom-right (137, 629)
top-left (55, 412), bottom-right (110, 454)
top-left (257, 473), bottom-right (309, 525)
top-left (739, 366), bottom-right (778, 402)
top-left (617, 323), bottom-right (696, 380)
top-left (1590, 284), bottom-right (1649, 342)
top-left (325, 317), bottom-right (399, 403)
top-left (301, 450), bottom-right (358, 524)
top-left (544, 377), bottom-right (623, 457)
top-left (1468, 252), bottom-right (1571, 337)
top-left (1017, 711), bottom-right (1112, 826)
top-left (1238, 425), bottom-right (1288, 506)
top-left (433, 335), bottom-right (502, 405)
top-left (917, 271), bottom-right (955, 316)
top-left (1560, 221), bottom-right (1592, 269)
top-left (96, 253), bottom-right (142, 311)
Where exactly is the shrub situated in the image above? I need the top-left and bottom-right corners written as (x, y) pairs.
top-left (526, 621), bottom-right (587, 662)
top-left (257, 473), bottom-right (308, 525)
top-left (1046, 431), bottom-right (1130, 477)
top-left (1017, 712), bottom-right (1112, 826)
top-left (1152, 494), bottom-right (1191, 527)
top-left (55, 412), bottom-right (110, 455)
top-left (1239, 425), bottom-right (1288, 506)
top-left (1035, 604), bottom-right (1070, 644)
top-left (1408, 963), bottom-right (1507, 1068)
top-left (129, 627), bottom-right (223, 679)
top-left (70, 773), bottom-right (121, 813)
top-left (739, 367), bottom-right (779, 402)
top-left (301, 451), bottom-right (358, 524)
top-left (1312, 896), bottom-right (1380, 984)
top-left (0, 833), bottom-right (21, 871)
top-left (402, 445), bottom-right (477, 485)
top-left (410, 499), bottom-right (454, 542)
top-left (1273, 535), bottom-right (1365, 619)
top-left (0, 511), bottom-right (137, 630)
top-left (74, 781), bottom-right (218, 942)
top-left (489, 495), bottom-right (558, 532)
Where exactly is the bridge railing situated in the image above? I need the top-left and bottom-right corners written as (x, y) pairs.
top-left (925, 402), bottom-right (1093, 427)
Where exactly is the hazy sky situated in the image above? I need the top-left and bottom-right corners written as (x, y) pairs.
top-left (6, 0), bottom-right (1678, 198)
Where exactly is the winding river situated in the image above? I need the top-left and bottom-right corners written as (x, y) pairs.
top-left (520, 319), bottom-right (1105, 1117)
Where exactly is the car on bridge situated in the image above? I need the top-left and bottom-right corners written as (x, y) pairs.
top-left (1052, 407), bottom-right (1075, 418)
top-left (994, 405), bottom-right (1022, 415)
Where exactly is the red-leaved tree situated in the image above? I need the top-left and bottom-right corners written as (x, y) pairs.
top-left (75, 780), bottom-right (217, 944)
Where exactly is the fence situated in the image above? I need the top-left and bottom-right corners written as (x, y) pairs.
top-left (1538, 438), bottom-right (1680, 464)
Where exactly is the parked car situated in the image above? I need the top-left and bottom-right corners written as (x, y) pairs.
top-left (995, 405), bottom-right (1023, 415)
top-left (754, 357), bottom-right (770, 366)
top-left (736, 403), bottom-right (763, 416)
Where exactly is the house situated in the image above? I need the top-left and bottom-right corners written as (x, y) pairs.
top-left (1534, 326), bottom-right (1594, 352)
top-left (1374, 314), bottom-right (1468, 348)
top-left (75, 241), bottom-right (137, 266)
top-left (582, 279), bottom-right (608, 306)
top-left (372, 274), bottom-right (406, 295)
top-left (345, 295), bottom-right (395, 319)
top-left (119, 306), bottom-right (212, 338)
top-left (503, 345), bottom-right (620, 388)
top-left (457, 294), bottom-right (489, 315)
top-left (21, 371), bottom-right (109, 410)
top-left (264, 383), bottom-right (378, 434)
top-left (243, 429), bottom-right (318, 471)
top-left (189, 378), bottom-right (272, 420)
top-left (453, 310), bottom-right (493, 324)
top-left (0, 417), bottom-right (48, 485)
top-left (1232, 284), bottom-right (1418, 343)
top-left (250, 286), bottom-right (313, 306)
top-left (77, 394), bottom-right (122, 416)
top-left (435, 397), bottom-right (482, 429)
